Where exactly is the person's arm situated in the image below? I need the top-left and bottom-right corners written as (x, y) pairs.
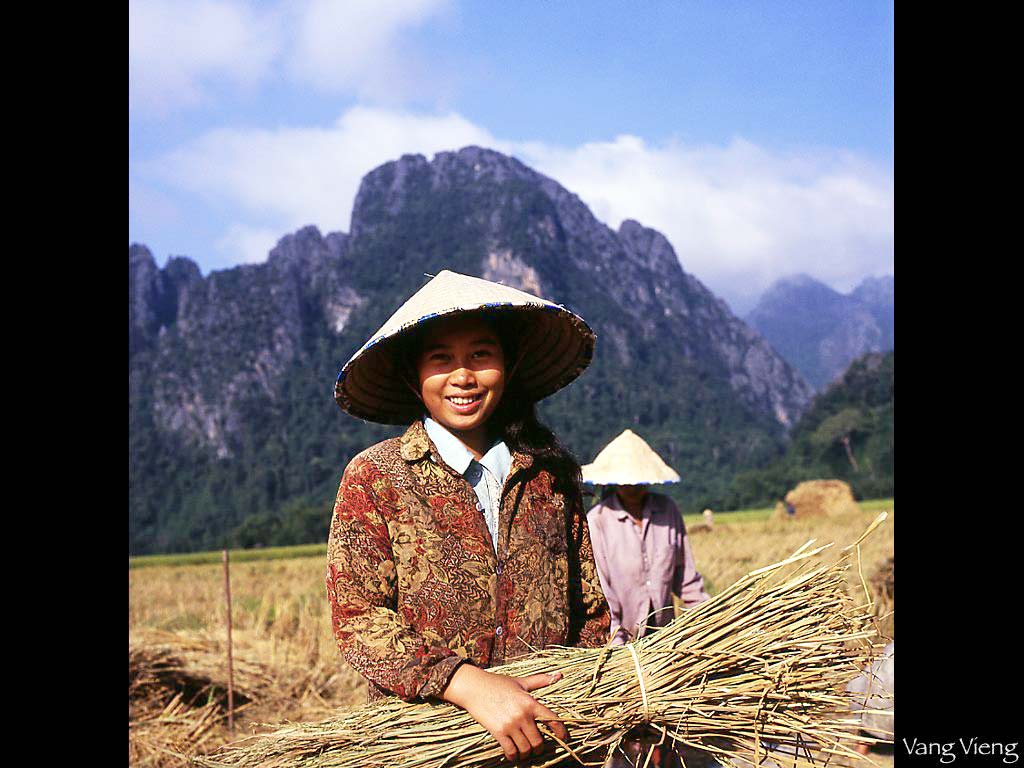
top-left (667, 499), bottom-right (710, 607)
top-left (325, 455), bottom-right (465, 701)
top-left (440, 664), bottom-right (568, 762)
top-left (568, 492), bottom-right (614, 648)
top-left (677, 533), bottom-right (710, 606)
top-left (585, 507), bottom-right (630, 645)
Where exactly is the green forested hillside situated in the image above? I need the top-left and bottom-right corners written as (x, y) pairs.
top-left (723, 351), bottom-right (893, 508)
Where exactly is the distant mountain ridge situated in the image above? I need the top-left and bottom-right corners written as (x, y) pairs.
top-left (745, 274), bottom-right (893, 390)
top-left (130, 145), bottom-right (814, 554)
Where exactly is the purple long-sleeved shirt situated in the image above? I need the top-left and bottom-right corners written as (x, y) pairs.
top-left (586, 492), bottom-right (709, 645)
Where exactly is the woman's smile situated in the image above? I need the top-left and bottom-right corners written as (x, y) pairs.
top-left (445, 391), bottom-right (485, 413)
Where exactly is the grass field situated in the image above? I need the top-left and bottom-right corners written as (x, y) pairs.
top-left (129, 498), bottom-right (894, 569)
top-left (129, 542), bottom-right (328, 569)
top-left (129, 499), bottom-right (894, 767)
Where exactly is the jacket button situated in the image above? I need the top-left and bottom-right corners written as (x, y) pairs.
top-left (495, 626), bottom-right (504, 637)
top-left (496, 564), bottom-right (503, 576)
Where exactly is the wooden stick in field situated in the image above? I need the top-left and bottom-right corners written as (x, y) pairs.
top-left (223, 548), bottom-right (235, 733)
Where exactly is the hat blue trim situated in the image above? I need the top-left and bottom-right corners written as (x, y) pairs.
top-left (582, 477), bottom-right (682, 486)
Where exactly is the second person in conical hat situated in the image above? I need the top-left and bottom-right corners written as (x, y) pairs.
top-left (584, 430), bottom-right (713, 768)
top-left (326, 270), bottom-right (611, 765)
top-left (582, 429), bottom-right (709, 646)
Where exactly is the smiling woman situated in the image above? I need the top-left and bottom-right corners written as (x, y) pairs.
top-left (327, 270), bottom-right (610, 765)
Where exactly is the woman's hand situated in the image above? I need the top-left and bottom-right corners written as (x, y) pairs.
top-left (441, 664), bottom-right (568, 762)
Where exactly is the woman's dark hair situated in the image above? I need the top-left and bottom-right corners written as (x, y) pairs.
top-left (489, 388), bottom-right (583, 496)
top-left (485, 313), bottom-right (583, 498)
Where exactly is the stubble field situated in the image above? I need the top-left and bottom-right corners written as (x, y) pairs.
top-left (128, 500), bottom-right (894, 767)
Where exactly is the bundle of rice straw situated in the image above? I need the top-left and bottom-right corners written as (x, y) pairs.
top-left (196, 514), bottom-right (889, 768)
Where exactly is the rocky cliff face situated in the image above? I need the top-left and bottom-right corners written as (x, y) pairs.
top-left (745, 274), bottom-right (894, 390)
top-left (130, 146), bottom-right (814, 553)
top-left (346, 147), bottom-right (812, 424)
top-left (131, 229), bottom-right (361, 459)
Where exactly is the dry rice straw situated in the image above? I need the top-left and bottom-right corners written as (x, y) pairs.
top-left (196, 513), bottom-right (890, 768)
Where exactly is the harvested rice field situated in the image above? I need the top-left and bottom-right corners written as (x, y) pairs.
top-left (129, 500), bottom-right (893, 768)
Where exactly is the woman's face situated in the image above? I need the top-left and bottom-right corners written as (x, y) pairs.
top-left (415, 315), bottom-right (506, 439)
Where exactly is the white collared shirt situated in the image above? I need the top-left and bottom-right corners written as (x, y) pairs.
top-left (423, 417), bottom-right (512, 553)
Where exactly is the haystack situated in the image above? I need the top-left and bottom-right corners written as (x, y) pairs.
top-left (129, 632), bottom-right (241, 768)
top-left (130, 629), bottom-right (277, 707)
top-left (773, 479), bottom-right (860, 520)
top-left (871, 556), bottom-right (894, 604)
top-left (687, 510), bottom-right (715, 536)
top-left (130, 689), bottom-right (223, 768)
top-left (129, 629), bottom-right (354, 767)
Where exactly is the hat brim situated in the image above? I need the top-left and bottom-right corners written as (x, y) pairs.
top-left (580, 473), bottom-right (681, 486)
top-left (336, 303), bottom-right (595, 424)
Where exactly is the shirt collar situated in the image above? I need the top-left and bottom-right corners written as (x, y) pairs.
top-left (423, 417), bottom-right (511, 484)
top-left (401, 419), bottom-right (529, 476)
top-left (399, 420), bottom-right (433, 462)
top-left (604, 490), bottom-right (657, 522)
top-left (478, 438), bottom-right (512, 485)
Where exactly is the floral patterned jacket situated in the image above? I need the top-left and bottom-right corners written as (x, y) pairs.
top-left (326, 420), bottom-right (611, 702)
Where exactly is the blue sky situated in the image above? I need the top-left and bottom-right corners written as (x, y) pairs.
top-left (129, 0), bottom-right (893, 314)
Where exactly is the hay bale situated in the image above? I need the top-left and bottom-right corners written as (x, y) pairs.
top-left (129, 630), bottom-right (276, 707)
top-left (773, 479), bottom-right (861, 520)
top-left (129, 636), bottom-right (231, 768)
top-left (128, 629), bottom-right (339, 767)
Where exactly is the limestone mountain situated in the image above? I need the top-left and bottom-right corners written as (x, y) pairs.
top-left (745, 274), bottom-right (894, 390)
top-left (130, 146), bottom-right (814, 554)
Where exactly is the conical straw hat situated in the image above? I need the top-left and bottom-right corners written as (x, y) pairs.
top-left (335, 269), bottom-right (596, 424)
top-left (581, 429), bottom-right (681, 485)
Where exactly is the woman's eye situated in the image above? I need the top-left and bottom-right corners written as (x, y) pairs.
top-left (473, 350), bottom-right (491, 359)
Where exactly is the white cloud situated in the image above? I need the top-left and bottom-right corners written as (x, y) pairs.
top-left (518, 136), bottom-right (893, 312)
top-left (129, 0), bottom-right (280, 115)
top-left (129, 0), bottom-right (451, 116)
top-left (215, 224), bottom-right (282, 265)
top-left (148, 106), bottom-right (499, 231)
top-left (288, 0), bottom-right (451, 98)
top-left (142, 106), bottom-right (893, 313)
